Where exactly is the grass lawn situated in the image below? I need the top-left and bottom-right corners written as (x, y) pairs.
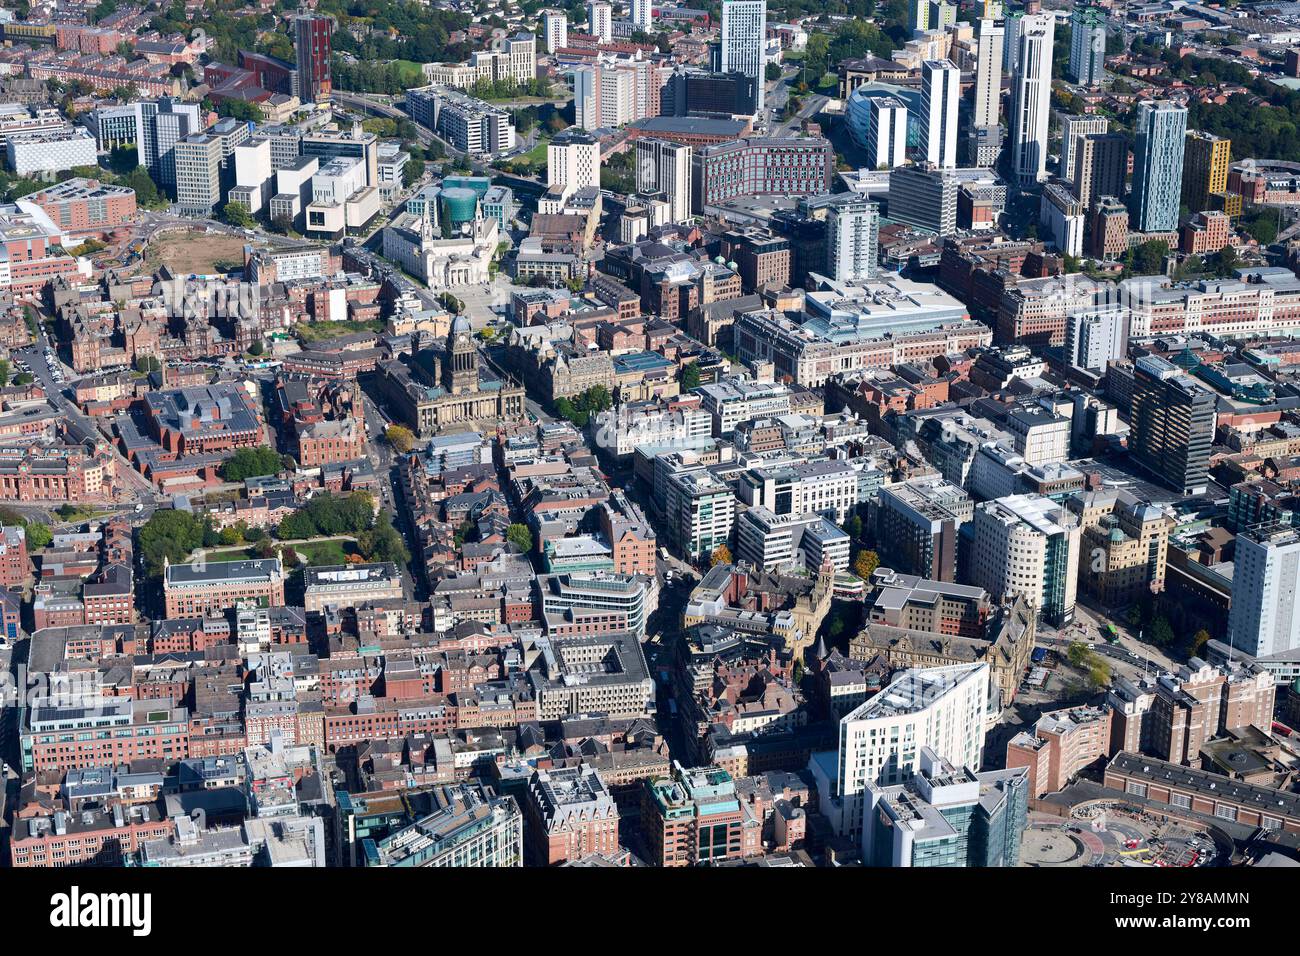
top-left (195, 537), bottom-right (357, 566)
top-left (507, 135), bottom-right (551, 172)
top-left (392, 60), bottom-right (426, 86)
top-left (293, 319), bottom-right (386, 343)
top-left (293, 539), bottom-right (357, 566)
top-left (200, 547), bottom-right (258, 563)
top-left (54, 505), bottom-right (112, 523)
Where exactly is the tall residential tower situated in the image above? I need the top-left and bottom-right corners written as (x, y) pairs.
top-left (920, 59), bottom-right (960, 169)
top-left (1008, 13), bottom-right (1054, 186)
top-left (720, 0), bottom-right (767, 112)
top-left (294, 14), bottom-right (333, 105)
top-left (1068, 5), bottom-right (1107, 87)
top-left (1130, 100), bottom-right (1188, 233)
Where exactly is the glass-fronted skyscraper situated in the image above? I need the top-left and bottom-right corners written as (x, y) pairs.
top-left (1129, 100), bottom-right (1188, 233)
top-left (864, 748), bottom-right (1030, 867)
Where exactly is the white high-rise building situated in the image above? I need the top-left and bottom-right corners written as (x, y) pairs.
top-left (599, 65), bottom-right (637, 127)
top-left (547, 127), bottom-right (600, 201)
top-left (1065, 305), bottom-right (1128, 373)
top-left (973, 18), bottom-right (1003, 130)
top-left (826, 198), bottom-right (879, 282)
top-left (720, 0), bottom-right (767, 112)
top-left (971, 493), bottom-right (1080, 626)
top-left (229, 137), bottom-right (274, 214)
top-left (1039, 181), bottom-right (1085, 258)
top-left (1009, 12), bottom-right (1054, 186)
top-left (588, 1), bottom-right (612, 42)
top-left (1228, 525), bottom-right (1300, 658)
top-left (543, 10), bottom-right (568, 53)
top-left (736, 459), bottom-right (860, 526)
top-left (573, 58), bottom-right (657, 130)
top-left (919, 59), bottom-right (960, 169)
top-left (865, 96), bottom-right (907, 169)
top-left (665, 469), bottom-right (736, 559)
top-left (234, 137), bottom-right (272, 189)
top-left (811, 662), bottom-right (990, 846)
top-left (630, 0), bottom-right (652, 31)
top-left (635, 137), bottom-right (692, 223)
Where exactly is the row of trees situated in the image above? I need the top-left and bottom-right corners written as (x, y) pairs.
top-left (139, 491), bottom-right (403, 575)
top-left (600, 151), bottom-right (636, 195)
top-left (1184, 72), bottom-right (1300, 164)
top-left (276, 491), bottom-right (377, 540)
top-left (332, 59), bottom-right (427, 95)
top-left (469, 77), bottom-right (552, 101)
top-left (355, 512), bottom-right (410, 566)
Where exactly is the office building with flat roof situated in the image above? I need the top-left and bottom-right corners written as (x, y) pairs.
top-left (172, 131), bottom-right (222, 217)
top-left (877, 477), bottom-right (973, 582)
top-left (863, 747), bottom-right (1029, 866)
top-left (1129, 353), bottom-right (1215, 495)
top-left (811, 661), bottom-right (990, 844)
top-left (302, 562), bottom-right (403, 613)
top-left (971, 494), bottom-right (1080, 626)
top-left (362, 783), bottom-right (523, 867)
top-left (538, 571), bottom-right (656, 639)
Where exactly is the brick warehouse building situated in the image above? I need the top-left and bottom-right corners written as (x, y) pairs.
top-left (691, 137), bottom-right (834, 212)
top-left (11, 805), bottom-right (174, 867)
top-left (642, 763), bottom-right (762, 866)
top-left (524, 765), bottom-right (621, 864)
top-left (21, 696), bottom-right (191, 774)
